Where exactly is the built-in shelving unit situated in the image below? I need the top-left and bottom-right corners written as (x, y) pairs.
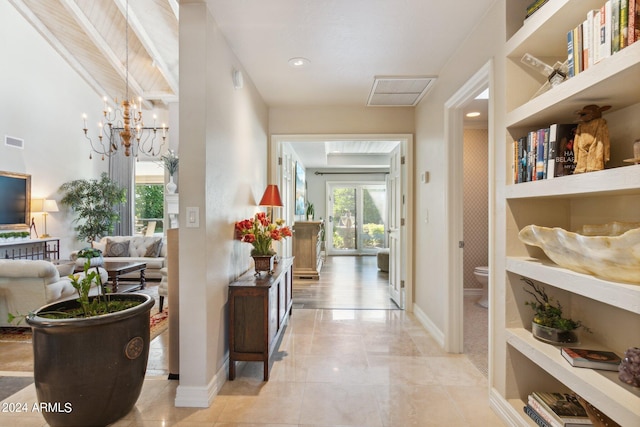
top-left (495, 1), bottom-right (640, 426)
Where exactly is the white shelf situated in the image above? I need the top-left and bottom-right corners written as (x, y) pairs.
top-left (505, 164), bottom-right (640, 199)
top-left (507, 0), bottom-right (611, 58)
top-left (506, 42), bottom-right (640, 128)
top-left (506, 257), bottom-right (640, 314)
top-left (506, 328), bottom-right (640, 427)
top-left (497, 1), bottom-right (640, 425)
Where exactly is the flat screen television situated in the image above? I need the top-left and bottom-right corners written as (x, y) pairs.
top-left (0, 171), bottom-right (31, 230)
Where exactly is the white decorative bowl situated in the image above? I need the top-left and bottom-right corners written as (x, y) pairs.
top-left (518, 224), bottom-right (640, 284)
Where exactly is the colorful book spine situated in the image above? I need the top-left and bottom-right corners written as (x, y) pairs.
top-left (601, 2), bottom-right (612, 60)
top-left (583, 17), bottom-right (591, 71)
top-left (629, 0), bottom-right (640, 44)
top-left (621, 0), bottom-right (629, 49)
top-left (524, 405), bottom-right (553, 427)
top-left (568, 29), bottom-right (575, 77)
top-left (528, 396), bottom-right (563, 427)
top-left (612, 0), bottom-right (621, 53)
top-left (536, 128), bottom-right (546, 180)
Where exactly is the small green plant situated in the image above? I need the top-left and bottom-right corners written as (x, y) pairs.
top-left (522, 277), bottom-right (588, 332)
top-left (306, 202), bottom-right (314, 219)
top-left (0, 231), bottom-right (29, 239)
top-left (77, 247), bottom-right (102, 258)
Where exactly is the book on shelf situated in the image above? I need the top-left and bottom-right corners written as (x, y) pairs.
top-left (613, 0), bottom-right (621, 53)
top-left (601, 1), bottom-right (613, 60)
top-left (621, 0), bottom-right (629, 49)
top-left (561, 347), bottom-right (622, 370)
top-left (531, 392), bottom-right (593, 427)
top-left (550, 123), bottom-right (577, 178)
top-left (525, 0), bottom-right (549, 19)
top-left (630, 0), bottom-right (640, 44)
top-left (524, 404), bottom-right (553, 427)
top-left (567, 28), bottom-right (575, 77)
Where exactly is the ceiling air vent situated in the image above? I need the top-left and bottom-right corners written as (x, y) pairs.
top-left (367, 76), bottom-right (437, 107)
top-left (5, 135), bottom-right (24, 149)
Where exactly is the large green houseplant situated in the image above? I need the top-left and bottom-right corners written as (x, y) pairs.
top-left (59, 172), bottom-right (126, 244)
top-left (24, 260), bottom-right (154, 427)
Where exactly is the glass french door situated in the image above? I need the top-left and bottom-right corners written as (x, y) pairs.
top-left (327, 183), bottom-right (386, 255)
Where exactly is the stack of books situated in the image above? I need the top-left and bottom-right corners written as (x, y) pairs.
top-left (513, 123), bottom-right (578, 183)
top-left (567, 1), bottom-right (640, 78)
top-left (524, 392), bottom-right (593, 427)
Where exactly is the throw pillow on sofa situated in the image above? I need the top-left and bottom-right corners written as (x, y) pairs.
top-left (144, 237), bottom-right (163, 257)
top-left (105, 238), bottom-right (130, 257)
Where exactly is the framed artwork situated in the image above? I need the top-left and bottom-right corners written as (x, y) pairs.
top-left (295, 162), bottom-right (306, 215)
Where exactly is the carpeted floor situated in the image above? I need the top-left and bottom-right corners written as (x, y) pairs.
top-left (464, 294), bottom-right (489, 376)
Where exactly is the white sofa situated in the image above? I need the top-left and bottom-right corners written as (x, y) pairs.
top-left (74, 236), bottom-right (166, 280)
top-left (0, 259), bottom-right (107, 327)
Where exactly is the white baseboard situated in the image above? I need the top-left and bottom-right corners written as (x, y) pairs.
top-left (490, 387), bottom-right (527, 426)
top-left (464, 288), bottom-right (483, 297)
top-left (174, 360), bottom-right (228, 408)
top-left (412, 303), bottom-right (445, 348)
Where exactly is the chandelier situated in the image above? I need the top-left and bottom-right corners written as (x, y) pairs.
top-left (82, 0), bottom-right (167, 160)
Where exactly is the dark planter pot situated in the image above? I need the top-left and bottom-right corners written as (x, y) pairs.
top-left (26, 293), bottom-right (154, 427)
top-left (252, 254), bottom-right (275, 275)
top-left (531, 321), bottom-right (578, 345)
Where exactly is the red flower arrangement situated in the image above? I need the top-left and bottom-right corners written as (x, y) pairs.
top-left (234, 212), bottom-right (292, 256)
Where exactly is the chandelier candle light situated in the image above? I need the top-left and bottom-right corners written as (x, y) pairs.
top-left (82, 0), bottom-right (167, 160)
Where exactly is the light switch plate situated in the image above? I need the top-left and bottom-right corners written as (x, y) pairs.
top-left (186, 207), bottom-right (199, 228)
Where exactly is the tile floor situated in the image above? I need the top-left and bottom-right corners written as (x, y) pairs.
top-left (0, 257), bottom-right (500, 426)
top-left (1, 307), bottom-right (503, 426)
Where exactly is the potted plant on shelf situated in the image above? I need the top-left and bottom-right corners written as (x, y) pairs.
top-left (59, 172), bottom-right (126, 245)
top-left (306, 202), bottom-right (314, 220)
top-left (522, 277), bottom-right (588, 345)
top-left (25, 259), bottom-right (154, 427)
top-left (235, 212), bottom-right (292, 275)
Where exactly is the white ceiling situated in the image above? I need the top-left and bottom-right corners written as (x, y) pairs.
top-left (10, 0), bottom-right (492, 167)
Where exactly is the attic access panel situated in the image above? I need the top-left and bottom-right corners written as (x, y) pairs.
top-left (367, 76), bottom-right (436, 106)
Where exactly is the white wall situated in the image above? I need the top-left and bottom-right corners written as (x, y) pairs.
top-left (0, 1), bottom-right (107, 256)
top-left (413, 0), bottom-right (505, 343)
top-left (176, 2), bottom-right (269, 406)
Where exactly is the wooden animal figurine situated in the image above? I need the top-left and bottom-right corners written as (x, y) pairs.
top-left (573, 104), bottom-right (611, 173)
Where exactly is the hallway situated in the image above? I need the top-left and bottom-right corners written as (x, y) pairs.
top-left (293, 255), bottom-right (398, 310)
top-left (0, 257), bottom-right (499, 426)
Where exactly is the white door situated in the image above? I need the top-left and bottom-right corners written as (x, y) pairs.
top-left (388, 145), bottom-right (404, 308)
top-left (278, 144), bottom-right (295, 257)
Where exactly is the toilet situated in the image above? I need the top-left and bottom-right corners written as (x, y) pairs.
top-left (473, 266), bottom-right (489, 308)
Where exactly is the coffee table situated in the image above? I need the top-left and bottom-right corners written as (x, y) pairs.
top-left (102, 261), bottom-right (147, 293)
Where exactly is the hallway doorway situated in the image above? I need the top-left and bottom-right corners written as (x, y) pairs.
top-left (292, 256), bottom-right (399, 310)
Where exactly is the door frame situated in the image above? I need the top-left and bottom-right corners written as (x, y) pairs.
top-left (444, 61), bottom-right (494, 353)
top-left (269, 133), bottom-right (414, 312)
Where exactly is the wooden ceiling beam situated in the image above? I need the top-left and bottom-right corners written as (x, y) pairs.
top-left (113, 0), bottom-right (179, 96)
top-left (59, 0), bottom-right (153, 109)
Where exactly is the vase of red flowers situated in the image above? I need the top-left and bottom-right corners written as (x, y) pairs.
top-left (235, 212), bottom-right (292, 275)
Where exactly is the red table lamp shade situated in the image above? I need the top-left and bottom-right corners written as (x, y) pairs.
top-left (259, 184), bottom-right (283, 207)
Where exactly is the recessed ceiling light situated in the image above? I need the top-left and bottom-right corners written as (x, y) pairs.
top-left (288, 57), bottom-right (310, 68)
top-left (466, 111), bottom-right (481, 118)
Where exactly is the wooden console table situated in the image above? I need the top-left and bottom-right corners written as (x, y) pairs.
top-left (228, 257), bottom-right (293, 381)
